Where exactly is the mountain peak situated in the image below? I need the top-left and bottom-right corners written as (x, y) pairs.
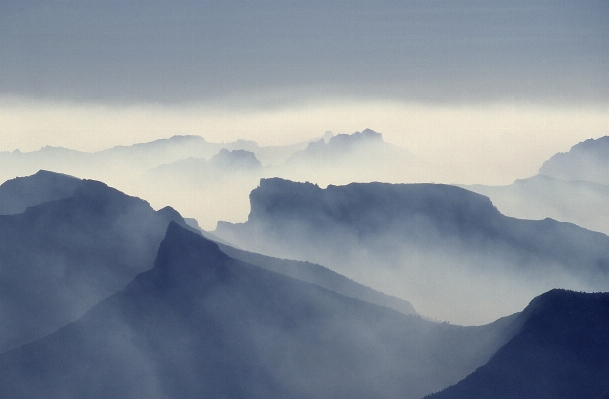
top-left (539, 135), bottom-right (609, 185)
top-left (0, 170), bottom-right (82, 215)
top-left (210, 148), bottom-right (262, 170)
top-left (427, 289), bottom-right (609, 399)
top-left (127, 222), bottom-right (231, 293)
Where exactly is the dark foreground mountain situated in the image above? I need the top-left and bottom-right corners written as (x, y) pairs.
top-left (0, 222), bottom-right (517, 399)
top-left (426, 289), bottom-right (609, 399)
top-left (463, 174), bottom-right (609, 235)
top-left (0, 171), bottom-right (190, 353)
top-left (215, 178), bottom-right (609, 323)
top-left (539, 135), bottom-right (609, 185)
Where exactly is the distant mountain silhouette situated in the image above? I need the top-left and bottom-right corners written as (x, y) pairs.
top-left (215, 178), bottom-right (609, 323)
top-left (0, 222), bottom-right (517, 399)
top-left (211, 148), bottom-right (263, 170)
top-left (282, 129), bottom-right (414, 185)
top-left (425, 289), bottom-right (609, 399)
top-left (463, 174), bottom-right (609, 235)
top-left (539, 136), bottom-right (609, 185)
top-left (148, 149), bottom-right (263, 186)
top-left (0, 170), bottom-right (81, 215)
top-left (287, 128), bottom-right (384, 161)
top-left (0, 171), bottom-right (191, 353)
top-left (0, 133), bottom-right (332, 184)
top-left (287, 129), bottom-right (411, 164)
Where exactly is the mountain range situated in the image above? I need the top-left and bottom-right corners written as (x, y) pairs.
top-left (0, 171), bottom-right (192, 353)
top-left (0, 132), bottom-right (329, 183)
top-left (281, 128), bottom-right (416, 186)
top-left (464, 174), bottom-right (609, 235)
top-left (1, 218), bottom-right (606, 398)
top-left (0, 133), bottom-right (608, 397)
top-left (0, 221), bottom-right (518, 399)
top-left (215, 177), bottom-right (609, 323)
top-left (463, 136), bottom-right (609, 235)
top-left (0, 129), bottom-right (414, 230)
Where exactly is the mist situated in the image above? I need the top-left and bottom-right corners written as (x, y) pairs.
top-left (213, 179), bottom-right (609, 325)
top-left (0, 221), bottom-right (520, 399)
top-left (1, 0), bottom-right (607, 395)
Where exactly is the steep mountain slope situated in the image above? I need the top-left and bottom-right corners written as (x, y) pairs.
top-left (539, 136), bottom-right (609, 185)
top-left (425, 289), bottom-right (609, 399)
top-left (0, 171), bottom-right (190, 353)
top-left (463, 175), bottom-right (609, 235)
top-left (216, 242), bottom-right (417, 315)
top-left (215, 178), bottom-right (609, 323)
top-left (0, 222), bottom-right (516, 399)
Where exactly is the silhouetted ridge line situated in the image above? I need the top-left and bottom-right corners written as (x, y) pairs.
top-left (126, 221), bottom-right (231, 293)
top-left (426, 289), bottom-right (609, 399)
top-left (0, 170), bottom-right (81, 215)
top-left (0, 222), bottom-right (517, 399)
top-left (0, 171), bottom-right (192, 353)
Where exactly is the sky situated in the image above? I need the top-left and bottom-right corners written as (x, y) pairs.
top-left (1, 0), bottom-right (608, 184)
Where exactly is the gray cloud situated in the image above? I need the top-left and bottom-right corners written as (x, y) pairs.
top-left (1, 0), bottom-right (607, 105)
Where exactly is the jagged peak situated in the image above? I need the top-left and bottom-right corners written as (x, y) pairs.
top-left (141, 222), bottom-right (231, 289)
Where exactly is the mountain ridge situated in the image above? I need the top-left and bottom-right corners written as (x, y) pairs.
top-left (0, 221), bottom-right (518, 398)
top-left (215, 178), bottom-right (609, 323)
top-left (425, 289), bottom-right (609, 399)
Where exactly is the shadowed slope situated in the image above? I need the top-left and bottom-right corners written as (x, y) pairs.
top-left (0, 222), bottom-right (517, 399)
top-left (0, 172), bottom-right (191, 353)
top-left (216, 242), bottom-right (417, 315)
top-left (426, 289), bottom-right (609, 399)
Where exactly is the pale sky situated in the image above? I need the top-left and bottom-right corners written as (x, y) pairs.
top-left (1, 0), bottom-right (608, 184)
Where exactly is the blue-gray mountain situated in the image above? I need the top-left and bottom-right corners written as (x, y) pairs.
top-left (425, 289), bottom-right (609, 399)
top-left (287, 128), bottom-right (410, 164)
top-left (148, 149), bottom-right (263, 187)
top-left (215, 178), bottom-right (609, 323)
top-left (463, 174), bottom-right (609, 235)
top-left (215, 240), bottom-right (417, 316)
top-left (0, 170), bottom-right (416, 354)
top-left (0, 171), bottom-right (193, 353)
top-left (539, 136), bottom-right (609, 185)
top-left (216, 178), bottom-right (609, 280)
top-left (0, 222), bottom-right (518, 399)
top-left (0, 170), bottom-right (82, 215)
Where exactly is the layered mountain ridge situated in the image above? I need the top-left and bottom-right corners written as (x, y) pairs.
top-left (215, 178), bottom-right (609, 323)
top-left (0, 222), bottom-right (518, 399)
top-left (0, 171), bottom-right (192, 353)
